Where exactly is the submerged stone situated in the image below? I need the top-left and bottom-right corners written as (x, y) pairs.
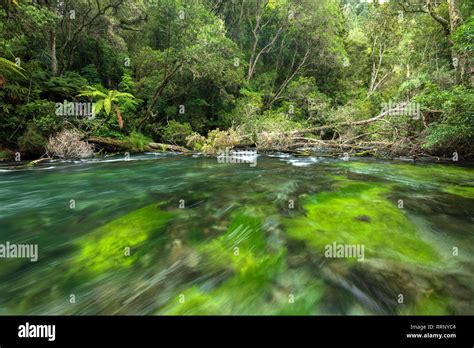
top-left (355, 215), bottom-right (371, 222)
top-left (324, 259), bottom-right (453, 315)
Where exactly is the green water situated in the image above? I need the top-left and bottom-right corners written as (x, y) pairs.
top-left (0, 154), bottom-right (473, 315)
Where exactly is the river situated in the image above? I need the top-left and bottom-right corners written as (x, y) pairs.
top-left (0, 153), bottom-right (473, 314)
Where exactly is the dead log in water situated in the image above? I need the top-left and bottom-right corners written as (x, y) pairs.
top-left (148, 142), bottom-right (191, 153)
top-left (86, 136), bottom-right (191, 153)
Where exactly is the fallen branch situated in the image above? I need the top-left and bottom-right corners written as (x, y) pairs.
top-left (148, 142), bottom-right (191, 153)
top-left (86, 136), bottom-right (191, 153)
top-left (289, 102), bottom-right (409, 136)
top-left (26, 156), bottom-right (51, 167)
top-left (87, 136), bottom-right (129, 151)
top-left (13, 154), bottom-right (51, 169)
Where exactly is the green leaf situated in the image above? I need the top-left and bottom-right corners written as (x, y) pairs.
top-left (0, 57), bottom-right (26, 79)
top-left (78, 89), bottom-right (107, 99)
top-left (104, 98), bottom-right (112, 115)
top-left (94, 99), bottom-right (104, 115)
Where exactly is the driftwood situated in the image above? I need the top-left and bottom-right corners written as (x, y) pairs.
top-left (148, 142), bottom-right (191, 153)
top-left (87, 136), bottom-right (128, 151)
top-left (286, 139), bottom-right (391, 150)
top-left (12, 155), bottom-right (51, 169)
top-left (86, 136), bottom-right (191, 153)
top-left (27, 156), bottom-right (51, 166)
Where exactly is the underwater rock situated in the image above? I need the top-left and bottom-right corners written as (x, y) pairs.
top-left (320, 258), bottom-right (474, 315)
top-left (355, 215), bottom-right (371, 222)
top-left (169, 239), bottom-right (200, 269)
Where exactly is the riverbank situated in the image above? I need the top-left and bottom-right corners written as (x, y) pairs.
top-left (0, 135), bottom-right (467, 167)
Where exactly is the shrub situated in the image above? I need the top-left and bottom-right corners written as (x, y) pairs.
top-left (29, 100), bottom-right (63, 135)
top-left (17, 125), bottom-right (48, 155)
top-left (42, 72), bottom-right (89, 99)
top-left (46, 129), bottom-right (94, 159)
top-left (414, 85), bottom-right (474, 154)
top-left (186, 129), bottom-right (240, 154)
top-left (201, 128), bottom-right (240, 154)
top-left (186, 132), bottom-right (207, 151)
top-left (452, 15), bottom-right (474, 54)
top-left (127, 131), bottom-right (153, 151)
top-left (255, 131), bottom-right (293, 150)
top-left (161, 120), bottom-right (193, 146)
top-left (235, 109), bottom-right (305, 145)
top-left (0, 149), bottom-right (12, 161)
top-left (81, 64), bottom-right (102, 85)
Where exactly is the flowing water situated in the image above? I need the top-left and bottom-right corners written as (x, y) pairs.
top-left (0, 153), bottom-right (473, 315)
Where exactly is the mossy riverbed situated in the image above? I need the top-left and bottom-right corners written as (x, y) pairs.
top-left (0, 154), bottom-right (473, 314)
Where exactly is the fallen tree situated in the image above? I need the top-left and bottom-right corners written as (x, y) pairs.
top-left (86, 136), bottom-right (191, 153)
top-left (244, 102), bottom-right (449, 159)
top-left (289, 102), bottom-right (409, 137)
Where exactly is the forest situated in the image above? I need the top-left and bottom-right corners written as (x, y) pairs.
top-left (0, 0), bottom-right (472, 161)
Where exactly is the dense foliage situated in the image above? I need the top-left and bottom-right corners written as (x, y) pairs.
top-left (0, 0), bottom-right (472, 159)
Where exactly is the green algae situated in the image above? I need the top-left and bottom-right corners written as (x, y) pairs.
top-left (160, 286), bottom-right (220, 315)
top-left (73, 204), bottom-right (174, 273)
top-left (198, 206), bottom-right (282, 276)
top-left (160, 206), bottom-right (297, 315)
top-left (402, 294), bottom-right (451, 315)
top-left (339, 161), bottom-right (474, 188)
top-left (339, 161), bottom-right (474, 199)
top-left (160, 272), bottom-right (325, 315)
top-left (274, 276), bottom-right (325, 315)
top-left (159, 262), bottom-right (326, 315)
top-left (443, 185), bottom-right (474, 199)
top-left (283, 180), bottom-right (441, 266)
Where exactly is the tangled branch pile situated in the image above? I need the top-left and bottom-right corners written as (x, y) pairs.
top-left (47, 130), bottom-right (94, 159)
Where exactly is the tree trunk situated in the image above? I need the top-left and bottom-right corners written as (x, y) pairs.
top-left (426, 0), bottom-right (450, 35)
top-left (138, 63), bottom-right (182, 128)
top-left (267, 47), bottom-right (310, 108)
top-left (447, 0), bottom-right (470, 84)
top-left (86, 136), bottom-right (191, 153)
top-left (50, 28), bottom-right (58, 76)
top-left (447, 0), bottom-right (462, 33)
top-left (427, 0), bottom-right (470, 84)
